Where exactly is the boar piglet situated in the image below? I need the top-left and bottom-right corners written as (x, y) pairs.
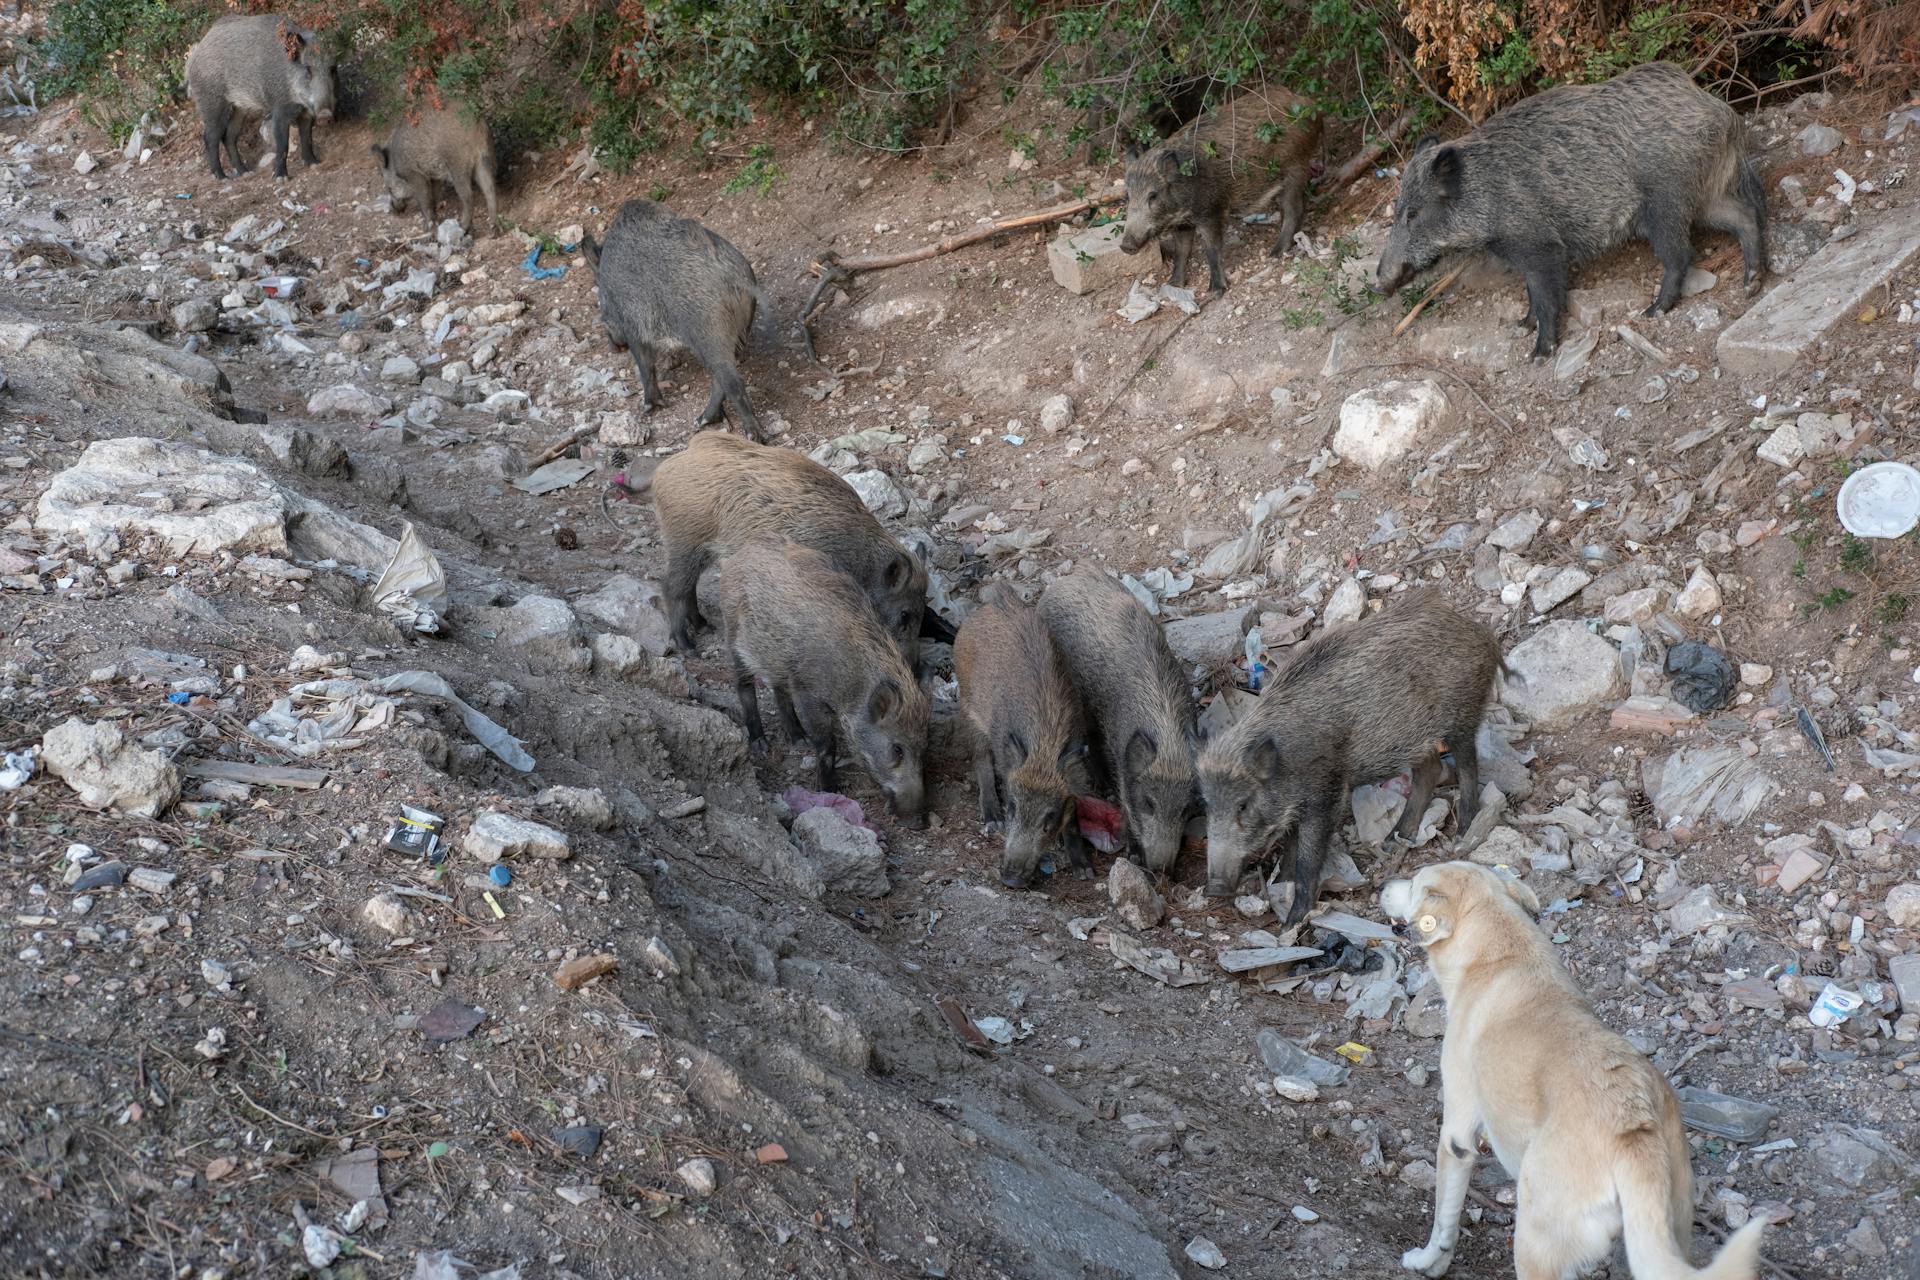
top-left (717, 540), bottom-right (927, 826)
top-left (957, 589), bottom-right (1095, 888)
top-left (1198, 589), bottom-right (1503, 923)
top-left (644, 432), bottom-right (929, 668)
top-left (1040, 568), bottom-right (1196, 874)
top-left (373, 106), bottom-right (498, 236)
top-left (1119, 87), bottom-right (1322, 293)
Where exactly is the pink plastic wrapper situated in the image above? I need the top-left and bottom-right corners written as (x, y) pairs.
top-left (782, 786), bottom-right (876, 832)
top-left (1076, 795), bottom-right (1125, 854)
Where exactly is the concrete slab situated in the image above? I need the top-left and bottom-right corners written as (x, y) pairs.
top-left (1717, 209), bottom-right (1920, 376)
top-left (1048, 223), bottom-right (1135, 296)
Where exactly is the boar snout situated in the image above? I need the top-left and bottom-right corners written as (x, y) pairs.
top-left (887, 784), bottom-right (927, 829)
top-left (1376, 248), bottom-right (1413, 294)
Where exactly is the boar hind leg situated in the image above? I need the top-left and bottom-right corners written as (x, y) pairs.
top-left (1509, 245), bottom-right (1569, 358)
top-left (1395, 754), bottom-right (1443, 843)
top-left (475, 164), bottom-right (500, 236)
top-left (450, 170), bottom-right (475, 233)
top-left (1639, 200), bottom-right (1695, 316)
top-left (1283, 800), bottom-right (1334, 926)
top-left (699, 366), bottom-right (764, 443)
top-left (1703, 177), bottom-right (1767, 287)
top-left (201, 102), bottom-right (234, 179)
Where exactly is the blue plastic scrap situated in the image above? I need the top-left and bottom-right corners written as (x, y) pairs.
top-left (522, 244), bottom-right (567, 281)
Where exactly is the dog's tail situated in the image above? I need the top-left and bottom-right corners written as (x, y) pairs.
top-left (1616, 1137), bottom-right (1767, 1279)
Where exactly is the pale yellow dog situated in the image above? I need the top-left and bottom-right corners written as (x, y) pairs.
top-left (1380, 861), bottom-right (1768, 1280)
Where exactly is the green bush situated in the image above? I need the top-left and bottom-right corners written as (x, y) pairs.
top-left (40, 0), bottom-right (211, 141)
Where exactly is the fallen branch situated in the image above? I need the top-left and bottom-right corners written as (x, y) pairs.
top-left (798, 191), bottom-right (1126, 361)
top-left (528, 422), bottom-right (599, 468)
top-left (809, 192), bottom-right (1124, 278)
top-left (1392, 262), bottom-right (1465, 337)
top-left (1321, 109), bottom-right (1417, 198)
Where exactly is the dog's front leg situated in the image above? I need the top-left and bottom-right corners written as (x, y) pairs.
top-left (1402, 1123), bottom-right (1478, 1276)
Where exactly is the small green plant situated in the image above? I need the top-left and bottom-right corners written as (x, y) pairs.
top-left (1285, 236), bottom-right (1380, 331)
top-left (1878, 593), bottom-right (1911, 624)
top-left (1803, 587), bottom-right (1856, 615)
top-left (1839, 535), bottom-right (1874, 575)
top-left (648, 182), bottom-right (673, 202)
top-left (1791, 558), bottom-right (1806, 579)
top-left (722, 143), bottom-right (784, 199)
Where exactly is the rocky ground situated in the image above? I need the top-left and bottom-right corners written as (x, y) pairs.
top-left (2, 63), bottom-right (1919, 1280)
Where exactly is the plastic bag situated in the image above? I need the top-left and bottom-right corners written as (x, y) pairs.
top-left (371, 522), bottom-right (449, 634)
top-left (1645, 746), bottom-right (1777, 826)
top-left (1665, 640), bottom-right (1734, 713)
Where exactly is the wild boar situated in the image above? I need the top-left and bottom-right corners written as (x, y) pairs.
top-left (956, 588), bottom-right (1095, 888)
top-left (1039, 568), bottom-right (1195, 873)
top-left (186, 14), bottom-right (337, 180)
top-left (582, 199), bottom-right (772, 440)
top-left (1119, 86), bottom-right (1322, 293)
top-left (643, 432), bottom-right (930, 664)
top-left (1376, 61), bottom-right (1767, 357)
top-left (717, 540), bottom-right (927, 825)
top-left (1197, 589), bottom-right (1503, 923)
top-left (372, 106), bottom-right (498, 236)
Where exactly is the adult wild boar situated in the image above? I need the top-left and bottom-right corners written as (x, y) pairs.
top-left (1197, 590), bottom-right (1503, 924)
top-left (582, 200), bottom-right (772, 440)
top-left (185, 14), bottom-right (337, 180)
top-left (1376, 61), bottom-right (1767, 357)
top-left (1119, 86), bottom-right (1321, 293)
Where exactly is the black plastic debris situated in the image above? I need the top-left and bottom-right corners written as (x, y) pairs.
top-left (1665, 640), bottom-right (1735, 713)
top-left (550, 1125), bottom-right (604, 1158)
top-left (1796, 706), bottom-right (1837, 772)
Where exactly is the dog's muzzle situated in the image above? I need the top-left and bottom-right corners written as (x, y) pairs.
top-left (1391, 920), bottom-right (1411, 939)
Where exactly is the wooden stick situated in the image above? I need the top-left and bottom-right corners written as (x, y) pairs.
top-left (1392, 262), bottom-right (1465, 336)
top-left (1321, 108), bottom-right (1417, 197)
top-left (808, 192), bottom-right (1125, 278)
top-left (528, 422), bottom-right (599, 468)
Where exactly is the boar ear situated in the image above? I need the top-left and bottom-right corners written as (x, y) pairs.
top-left (1430, 145), bottom-right (1463, 200)
top-left (1122, 142), bottom-right (1144, 163)
top-left (1059, 741), bottom-right (1091, 769)
top-left (882, 553), bottom-right (914, 591)
top-left (1411, 132), bottom-right (1441, 154)
top-left (1155, 149), bottom-right (1182, 181)
top-left (866, 678), bottom-right (901, 722)
top-left (1124, 727), bottom-right (1158, 777)
top-left (1250, 736), bottom-right (1282, 780)
top-left (370, 143), bottom-right (387, 163)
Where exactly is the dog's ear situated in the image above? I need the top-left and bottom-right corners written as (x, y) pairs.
top-left (1489, 864), bottom-right (1541, 915)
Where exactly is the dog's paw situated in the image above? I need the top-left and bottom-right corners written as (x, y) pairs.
top-left (1400, 1245), bottom-right (1453, 1277)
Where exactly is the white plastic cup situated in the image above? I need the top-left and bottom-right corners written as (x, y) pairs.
top-left (1837, 461), bottom-right (1920, 538)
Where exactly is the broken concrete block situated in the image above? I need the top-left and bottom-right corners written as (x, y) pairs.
top-left (1048, 223), bottom-right (1134, 296)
